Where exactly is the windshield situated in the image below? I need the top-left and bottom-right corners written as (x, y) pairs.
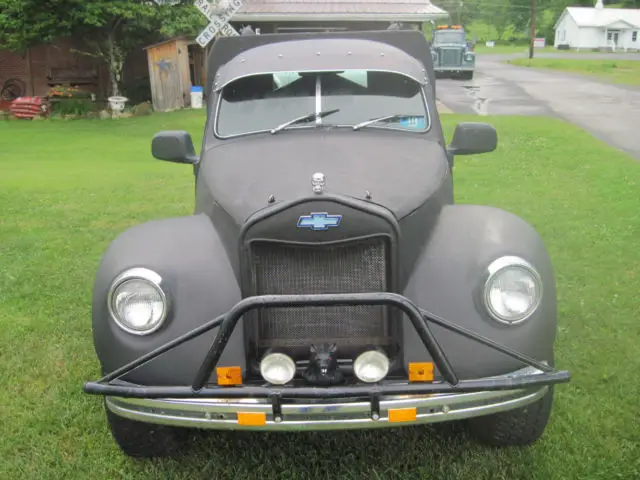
top-left (215, 69), bottom-right (429, 138)
top-left (433, 31), bottom-right (466, 45)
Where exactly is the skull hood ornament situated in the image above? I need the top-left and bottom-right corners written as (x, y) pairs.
top-left (311, 172), bottom-right (326, 194)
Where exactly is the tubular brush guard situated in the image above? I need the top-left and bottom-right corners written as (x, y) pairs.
top-left (84, 293), bottom-right (571, 400)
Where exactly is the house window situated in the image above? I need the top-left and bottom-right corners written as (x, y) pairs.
top-left (633, 31), bottom-right (638, 42)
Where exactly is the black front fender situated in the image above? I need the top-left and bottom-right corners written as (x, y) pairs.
top-left (403, 204), bottom-right (557, 379)
top-left (91, 214), bottom-right (244, 385)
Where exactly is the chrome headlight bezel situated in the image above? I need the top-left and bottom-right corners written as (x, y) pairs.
top-left (106, 267), bottom-right (170, 336)
top-left (482, 256), bottom-right (543, 325)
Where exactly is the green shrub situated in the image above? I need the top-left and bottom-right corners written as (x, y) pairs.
top-left (49, 98), bottom-right (97, 116)
top-left (46, 85), bottom-right (97, 117)
top-left (132, 101), bottom-right (153, 116)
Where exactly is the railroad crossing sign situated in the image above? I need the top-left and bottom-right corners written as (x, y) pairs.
top-left (194, 0), bottom-right (245, 47)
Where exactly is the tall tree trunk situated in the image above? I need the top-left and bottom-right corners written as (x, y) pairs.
top-left (106, 30), bottom-right (124, 97)
top-left (529, 0), bottom-right (537, 60)
top-left (108, 68), bottom-right (119, 97)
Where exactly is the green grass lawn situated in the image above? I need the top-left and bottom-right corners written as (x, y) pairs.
top-left (472, 44), bottom-right (554, 55)
top-left (507, 58), bottom-right (640, 86)
top-left (473, 44), bottom-right (628, 56)
top-left (1, 111), bottom-right (639, 479)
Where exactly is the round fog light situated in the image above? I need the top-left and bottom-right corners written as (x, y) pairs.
top-left (354, 350), bottom-right (390, 383)
top-left (260, 353), bottom-right (296, 385)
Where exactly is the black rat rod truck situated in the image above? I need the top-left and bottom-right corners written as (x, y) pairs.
top-left (84, 29), bottom-right (571, 458)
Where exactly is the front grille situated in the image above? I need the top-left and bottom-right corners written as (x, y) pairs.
top-left (249, 237), bottom-right (391, 354)
top-left (439, 48), bottom-right (462, 67)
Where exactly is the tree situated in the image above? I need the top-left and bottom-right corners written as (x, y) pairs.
top-left (70, 0), bottom-right (206, 97)
top-left (433, 0), bottom-right (638, 45)
top-left (0, 0), bottom-right (79, 53)
top-left (0, 0), bottom-right (206, 97)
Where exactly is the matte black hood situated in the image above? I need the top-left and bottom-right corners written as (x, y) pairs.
top-left (200, 129), bottom-right (449, 223)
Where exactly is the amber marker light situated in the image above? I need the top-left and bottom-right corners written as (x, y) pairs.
top-left (216, 366), bottom-right (243, 385)
top-left (237, 412), bottom-right (267, 426)
top-left (388, 408), bottom-right (417, 423)
top-left (408, 362), bottom-right (434, 382)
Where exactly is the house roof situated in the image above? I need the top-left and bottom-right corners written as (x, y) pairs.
top-left (555, 6), bottom-right (640, 30)
top-left (232, 0), bottom-right (449, 22)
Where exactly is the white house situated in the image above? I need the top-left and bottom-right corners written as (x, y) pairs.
top-left (554, 1), bottom-right (640, 51)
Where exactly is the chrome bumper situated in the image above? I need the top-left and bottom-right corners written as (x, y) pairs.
top-left (106, 367), bottom-right (548, 431)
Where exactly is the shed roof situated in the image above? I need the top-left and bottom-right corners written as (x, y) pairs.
top-left (233, 0), bottom-right (449, 22)
top-left (556, 6), bottom-right (640, 29)
top-left (143, 36), bottom-right (193, 51)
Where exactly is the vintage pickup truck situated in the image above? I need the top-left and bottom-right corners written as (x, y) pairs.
top-left (83, 29), bottom-right (570, 458)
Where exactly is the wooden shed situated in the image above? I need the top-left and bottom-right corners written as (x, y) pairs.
top-left (144, 36), bottom-right (206, 112)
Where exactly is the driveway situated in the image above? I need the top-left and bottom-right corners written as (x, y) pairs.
top-left (436, 53), bottom-right (640, 160)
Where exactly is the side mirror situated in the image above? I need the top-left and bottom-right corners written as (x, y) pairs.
top-left (447, 122), bottom-right (497, 156)
top-left (151, 131), bottom-right (199, 164)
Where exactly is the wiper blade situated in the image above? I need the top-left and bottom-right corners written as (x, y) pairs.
top-left (352, 114), bottom-right (416, 131)
top-left (270, 109), bottom-right (341, 134)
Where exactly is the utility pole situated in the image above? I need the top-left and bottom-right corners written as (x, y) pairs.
top-left (529, 0), bottom-right (537, 59)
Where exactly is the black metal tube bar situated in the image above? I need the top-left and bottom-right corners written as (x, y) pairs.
top-left (98, 314), bottom-right (225, 383)
top-left (85, 369), bottom-right (570, 399)
top-left (419, 309), bottom-right (554, 373)
top-left (191, 293), bottom-right (459, 390)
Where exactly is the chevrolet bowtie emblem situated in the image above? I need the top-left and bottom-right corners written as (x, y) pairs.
top-left (297, 212), bottom-right (342, 231)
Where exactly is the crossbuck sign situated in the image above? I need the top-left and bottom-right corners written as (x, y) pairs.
top-left (194, 0), bottom-right (245, 47)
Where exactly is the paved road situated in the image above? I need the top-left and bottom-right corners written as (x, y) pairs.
top-left (436, 53), bottom-right (640, 160)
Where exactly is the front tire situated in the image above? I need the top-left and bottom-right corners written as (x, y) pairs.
top-left (106, 402), bottom-right (188, 458)
top-left (466, 385), bottom-right (554, 447)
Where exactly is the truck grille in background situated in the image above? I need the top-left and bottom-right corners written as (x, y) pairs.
top-left (439, 48), bottom-right (461, 67)
top-left (249, 237), bottom-right (391, 353)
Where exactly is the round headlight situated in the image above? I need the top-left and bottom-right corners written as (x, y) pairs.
top-left (354, 350), bottom-right (390, 383)
top-left (483, 256), bottom-right (543, 325)
top-left (107, 268), bottom-right (168, 335)
top-left (260, 352), bottom-right (296, 385)
top-left (465, 53), bottom-right (474, 62)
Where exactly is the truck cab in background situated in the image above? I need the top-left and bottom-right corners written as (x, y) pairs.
top-left (431, 25), bottom-right (476, 80)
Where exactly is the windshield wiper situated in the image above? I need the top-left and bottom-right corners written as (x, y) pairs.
top-left (352, 114), bottom-right (418, 131)
top-left (270, 109), bottom-right (341, 134)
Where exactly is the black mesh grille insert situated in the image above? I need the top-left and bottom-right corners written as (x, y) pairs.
top-left (249, 237), bottom-right (390, 351)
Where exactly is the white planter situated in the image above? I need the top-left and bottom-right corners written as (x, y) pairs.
top-left (108, 96), bottom-right (128, 113)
